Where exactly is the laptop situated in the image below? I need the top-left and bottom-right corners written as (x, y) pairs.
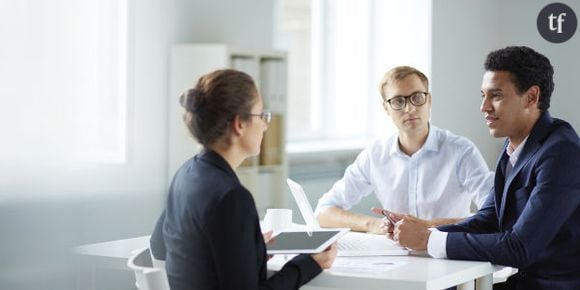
top-left (286, 178), bottom-right (409, 256)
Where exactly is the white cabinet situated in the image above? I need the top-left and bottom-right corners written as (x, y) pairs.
top-left (168, 43), bottom-right (288, 216)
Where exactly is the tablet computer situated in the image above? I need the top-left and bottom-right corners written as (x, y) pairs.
top-left (266, 228), bottom-right (350, 254)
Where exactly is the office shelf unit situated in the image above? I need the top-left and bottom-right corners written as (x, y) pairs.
top-left (168, 43), bottom-right (288, 216)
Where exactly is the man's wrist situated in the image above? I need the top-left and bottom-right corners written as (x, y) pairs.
top-left (427, 229), bottom-right (448, 258)
top-left (364, 217), bottom-right (378, 232)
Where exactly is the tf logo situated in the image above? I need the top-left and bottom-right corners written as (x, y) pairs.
top-left (537, 2), bottom-right (577, 43)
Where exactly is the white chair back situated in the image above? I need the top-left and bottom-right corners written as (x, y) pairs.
top-left (127, 247), bottom-right (170, 290)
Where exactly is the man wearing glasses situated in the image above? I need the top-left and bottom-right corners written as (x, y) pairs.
top-left (315, 66), bottom-right (494, 234)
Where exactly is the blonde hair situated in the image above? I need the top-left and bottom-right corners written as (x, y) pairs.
top-left (378, 66), bottom-right (429, 101)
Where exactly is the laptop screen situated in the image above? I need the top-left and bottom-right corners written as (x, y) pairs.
top-left (286, 178), bottom-right (320, 228)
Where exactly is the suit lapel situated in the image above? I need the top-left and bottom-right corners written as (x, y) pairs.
top-left (497, 112), bottom-right (554, 224)
top-left (498, 142), bottom-right (541, 223)
top-left (494, 154), bottom-right (507, 229)
top-left (494, 150), bottom-right (508, 227)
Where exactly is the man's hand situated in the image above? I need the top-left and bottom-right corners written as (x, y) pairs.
top-left (392, 215), bottom-right (431, 251)
top-left (318, 207), bottom-right (388, 233)
top-left (395, 213), bottom-right (432, 227)
top-left (370, 208), bottom-right (404, 238)
top-left (370, 208), bottom-right (464, 237)
top-left (366, 217), bottom-right (390, 235)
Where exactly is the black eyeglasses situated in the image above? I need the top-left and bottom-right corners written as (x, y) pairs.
top-left (246, 111), bottom-right (272, 124)
top-left (385, 92), bottom-right (429, 111)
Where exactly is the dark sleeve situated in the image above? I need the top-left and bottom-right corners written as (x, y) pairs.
top-left (438, 188), bottom-right (499, 233)
top-left (444, 141), bottom-right (580, 268)
top-left (265, 255), bottom-right (322, 289)
top-left (150, 210), bottom-right (167, 260)
top-left (205, 188), bottom-right (322, 290)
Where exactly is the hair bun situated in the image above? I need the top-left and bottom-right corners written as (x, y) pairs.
top-left (179, 88), bottom-right (204, 112)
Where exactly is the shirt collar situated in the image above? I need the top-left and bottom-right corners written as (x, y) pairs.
top-left (422, 125), bottom-right (440, 152)
top-left (506, 135), bottom-right (529, 166)
top-left (389, 124), bottom-right (439, 156)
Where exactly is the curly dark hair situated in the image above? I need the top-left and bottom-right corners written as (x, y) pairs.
top-left (484, 46), bottom-right (554, 112)
top-left (179, 69), bottom-right (257, 147)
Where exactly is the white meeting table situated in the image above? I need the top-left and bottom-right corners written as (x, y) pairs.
top-left (74, 235), bottom-right (497, 290)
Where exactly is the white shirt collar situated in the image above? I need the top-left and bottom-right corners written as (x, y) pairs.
top-left (389, 124), bottom-right (440, 156)
top-left (506, 135), bottom-right (529, 166)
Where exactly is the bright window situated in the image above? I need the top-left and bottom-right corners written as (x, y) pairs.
top-left (277, 0), bottom-right (432, 152)
top-left (0, 0), bottom-right (128, 164)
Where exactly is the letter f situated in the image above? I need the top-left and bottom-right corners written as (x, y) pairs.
top-left (549, 13), bottom-right (567, 33)
top-left (556, 13), bottom-right (567, 33)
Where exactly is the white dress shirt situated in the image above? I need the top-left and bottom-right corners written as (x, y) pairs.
top-left (427, 136), bottom-right (529, 258)
top-left (315, 125), bottom-right (494, 220)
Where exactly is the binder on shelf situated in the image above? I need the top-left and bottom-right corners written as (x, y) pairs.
top-left (260, 114), bottom-right (283, 166)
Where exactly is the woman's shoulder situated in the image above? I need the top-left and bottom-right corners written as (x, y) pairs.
top-left (168, 159), bottom-right (244, 211)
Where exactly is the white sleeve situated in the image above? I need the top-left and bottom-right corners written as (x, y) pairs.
top-left (314, 148), bottom-right (375, 217)
top-left (456, 142), bottom-right (494, 209)
top-left (427, 228), bottom-right (448, 259)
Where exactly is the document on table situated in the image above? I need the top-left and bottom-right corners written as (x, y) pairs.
top-left (337, 232), bottom-right (408, 256)
top-left (328, 257), bottom-right (407, 275)
top-left (268, 255), bottom-right (406, 275)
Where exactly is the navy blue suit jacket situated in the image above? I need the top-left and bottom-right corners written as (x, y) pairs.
top-left (150, 150), bottom-right (321, 290)
top-left (438, 112), bottom-right (580, 290)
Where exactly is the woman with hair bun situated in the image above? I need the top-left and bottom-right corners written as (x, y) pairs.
top-left (150, 69), bottom-right (337, 290)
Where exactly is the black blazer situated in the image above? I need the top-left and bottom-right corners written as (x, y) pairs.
top-left (150, 150), bottom-right (321, 290)
top-left (439, 112), bottom-right (580, 290)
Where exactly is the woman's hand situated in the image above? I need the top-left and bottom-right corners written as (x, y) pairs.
top-left (311, 242), bottom-right (338, 269)
top-left (262, 230), bottom-right (274, 261)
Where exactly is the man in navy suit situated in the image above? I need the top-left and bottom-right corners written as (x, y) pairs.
top-left (390, 46), bottom-right (580, 289)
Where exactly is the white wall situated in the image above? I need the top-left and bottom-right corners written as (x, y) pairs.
top-left (184, 0), bottom-right (274, 49)
top-left (431, 0), bottom-right (580, 168)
